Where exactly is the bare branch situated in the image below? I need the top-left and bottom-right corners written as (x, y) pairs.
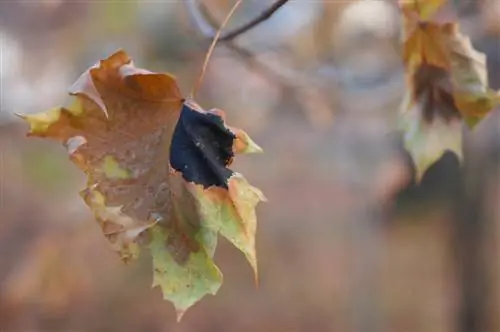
top-left (186, 0), bottom-right (291, 42)
top-left (191, 0), bottom-right (244, 98)
top-left (186, 0), bottom-right (219, 40)
top-left (185, 0), bottom-right (334, 129)
top-left (186, 0), bottom-right (285, 84)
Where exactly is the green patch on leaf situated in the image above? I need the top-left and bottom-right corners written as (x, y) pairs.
top-left (101, 156), bottom-right (130, 179)
top-left (149, 226), bottom-right (222, 321)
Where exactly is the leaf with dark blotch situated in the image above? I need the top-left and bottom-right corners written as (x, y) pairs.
top-left (400, 0), bottom-right (499, 180)
top-left (401, 64), bottom-right (463, 181)
top-left (170, 103), bottom-right (236, 189)
top-left (20, 50), bottom-right (265, 318)
top-left (401, 1), bottom-right (500, 128)
top-left (411, 63), bottom-right (460, 123)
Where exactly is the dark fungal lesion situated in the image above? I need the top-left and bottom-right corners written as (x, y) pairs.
top-left (170, 103), bottom-right (235, 189)
top-left (412, 63), bottom-right (461, 123)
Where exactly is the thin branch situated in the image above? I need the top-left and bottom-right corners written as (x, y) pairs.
top-left (186, 0), bottom-right (291, 42)
top-left (185, 0), bottom-right (335, 129)
top-left (186, 0), bottom-right (286, 90)
top-left (190, 0), bottom-right (244, 98)
top-left (185, 0), bottom-right (292, 85)
top-left (186, 0), bottom-right (221, 43)
top-left (219, 0), bottom-right (290, 41)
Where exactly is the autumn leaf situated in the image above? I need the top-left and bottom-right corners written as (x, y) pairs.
top-left (20, 50), bottom-right (265, 318)
top-left (399, 0), bottom-right (499, 179)
top-left (400, 63), bottom-right (463, 180)
top-left (446, 27), bottom-right (500, 127)
top-left (401, 0), bottom-right (500, 119)
top-left (401, 104), bottom-right (462, 181)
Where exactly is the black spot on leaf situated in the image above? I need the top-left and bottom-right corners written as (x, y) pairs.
top-left (413, 64), bottom-right (460, 124)
top-left (170, 103), bottom-right (235, 189)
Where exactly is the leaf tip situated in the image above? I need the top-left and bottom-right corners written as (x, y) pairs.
top-left (253, 265), bottom-right (260, 290)
top-left (243, 249), bottom-right (259, 288)
top-left (246, 140), bottom-right (264, 154)
top-left (18, 107), bottom-right (63, 135)
top-left (232, 129), bottom-right (263, 154)
top-left (175, 308), bottom-right (186, 322)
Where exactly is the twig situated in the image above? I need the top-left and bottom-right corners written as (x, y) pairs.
top-left (185, 0), bottom-right (335, 129)
top-left (186, 0), bottom-right (323, 86)
top-left (186, 0), bottom-right (291, 42)
top-left (190, 0), bottom-right (244, 98)
top-left (185, 0), bottom-right (284, 84)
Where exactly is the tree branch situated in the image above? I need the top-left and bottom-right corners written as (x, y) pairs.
top-left (186, 0), bottom-right (291, 42)
top-left (185, 0), bottom-right (289, 88)
top-left (185, 0), bottom-right (334, 129)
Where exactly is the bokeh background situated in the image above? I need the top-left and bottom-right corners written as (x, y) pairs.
top-left (1, 0), bottom-right (500, 331)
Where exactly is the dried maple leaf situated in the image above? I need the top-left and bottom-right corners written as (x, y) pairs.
top-left (401, 0), bottom-right (500, 119)
top-left (400, 0), bottom-right (500, 179)
top-left (400, 63), bottom-right (463, 180)
top-left (402, 19), bottom-right (500, 126)
top-left (20, 50), bottom-right (265, 319)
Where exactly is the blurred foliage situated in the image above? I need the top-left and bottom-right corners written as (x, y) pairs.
top-left (21, 148), bottom-right (73, 193)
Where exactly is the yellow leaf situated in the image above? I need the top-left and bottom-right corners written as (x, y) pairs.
top-left (403, 21), bottom-right (456, 70)
top-left (400, 0), bottom-right (448, 21)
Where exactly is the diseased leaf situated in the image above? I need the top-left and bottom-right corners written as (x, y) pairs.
top-left (401, 101), bottom-right (462, 181)
top-left (410, 63), bottom-right (459, 121)
top-left (169, 101), bottom-right (265, 279)
top-left (20, 50), bottom-right (265, 317)
top-left (401, 1), bottom-right (499, 125)
top-left (400, 0), bottom-right (499, 179)
top-left (149, 224), bottom-right (220, 322)
top-left (147, 172), bottom-right (222, 321)
top-left (401, 63), bottom-right (463, 180)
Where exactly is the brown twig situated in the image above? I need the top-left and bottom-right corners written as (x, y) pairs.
top-left (186, 0), bottom-right (291, 42)
top-left (185, 0), bottom-right (282, 83)
top-left (185, 0), bottom-right (335, 129)
top-left (185, 0), bottom-right (280, 83)
top-left (190, 0), bottom-right (244, 98)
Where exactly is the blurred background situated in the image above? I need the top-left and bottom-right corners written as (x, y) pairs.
top-left (1, 0), bottom-right (500, 331)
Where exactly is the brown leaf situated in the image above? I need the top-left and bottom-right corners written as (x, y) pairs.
top-left (21, 50), bottom-right (265, 315)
